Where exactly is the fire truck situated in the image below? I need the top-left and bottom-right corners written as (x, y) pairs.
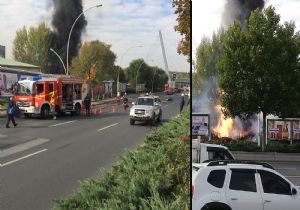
top-left (163, 81), bottom-right (175, 95)
top-left (14, 75), bottom-right (88, 118)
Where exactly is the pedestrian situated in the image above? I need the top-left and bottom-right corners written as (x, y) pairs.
top-left (84, 93), bottom-right (91, 116)
top-left (6, 97), bottom-right (18, 128)
top-left (180, 93), bottom-right (185, 113)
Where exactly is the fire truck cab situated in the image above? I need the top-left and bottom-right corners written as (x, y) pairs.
top-left (14, 76), bottom-right (87, 118)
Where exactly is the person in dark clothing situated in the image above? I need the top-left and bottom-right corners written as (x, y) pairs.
top-left (84, 94), bottom-right (91, 116)
top-left (180, 93), bottom-right (185, 113)
top-left (6, 97), bottom-right (18, 128)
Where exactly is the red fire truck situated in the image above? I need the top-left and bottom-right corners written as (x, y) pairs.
top-left (14, 75), bottom-right (88, 118)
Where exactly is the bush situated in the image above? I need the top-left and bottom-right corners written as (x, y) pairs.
top-left (205, 139), bottom-right (300, 153)
top-left (53, 107), bottom-right (190, 210)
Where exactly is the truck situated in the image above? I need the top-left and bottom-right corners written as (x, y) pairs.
top-left (163, 81), bottom-right (175, 95)
top-left (14, 75), bottom-right (88, 118)
top-left (192, 140), bottom-right (235, 163)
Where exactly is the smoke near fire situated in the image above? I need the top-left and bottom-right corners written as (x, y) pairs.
top-left (193, 0), bottom-right (265, 140)
top-left (51, 0), bottom-right (87, 68)
top-left (222, 0), bottom-right (265, 28)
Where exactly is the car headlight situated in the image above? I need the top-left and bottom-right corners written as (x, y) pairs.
top-left (130, 108), bottom-right (134, 115)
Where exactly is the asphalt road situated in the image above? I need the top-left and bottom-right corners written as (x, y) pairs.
top-left (0, 93), bottom-right (184, 210)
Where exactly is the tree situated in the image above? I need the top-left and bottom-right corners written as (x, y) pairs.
top-left (13, 22), bottom-right (57, 73)
top-left (172, 0), bottom-right (190, 61)
top-left (150, 66), bottom-right (168, 92)
top-left (70, 41), bottom-right (116, 85)
top-left (218, 6), bottom-right (300, 151)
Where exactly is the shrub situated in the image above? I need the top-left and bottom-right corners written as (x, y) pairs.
top-left (53, 107), bottom-right (190, 210)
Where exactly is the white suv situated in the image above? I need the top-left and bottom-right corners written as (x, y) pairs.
top-left (129, 96), bottom-right (162, 125)
top-left (192, 160), bottom-right (300, 210)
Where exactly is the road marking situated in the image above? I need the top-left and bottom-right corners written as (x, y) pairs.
top-left (49, 120), bottom-right (76, 127)
top-left (0, 138), bottom-right (49, 158)
top-left (97, 123), bottom-right (119, 132)
top-left (0, 149), bottom-right (47, 167)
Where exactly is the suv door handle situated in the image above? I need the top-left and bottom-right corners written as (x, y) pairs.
top-left (230, 198), bottom-right (238, 201)
top-left (264, 200), bottom-right (271, 203)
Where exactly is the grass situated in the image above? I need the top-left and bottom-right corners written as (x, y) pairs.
top-left (53, 107), bottom-right (190, 210)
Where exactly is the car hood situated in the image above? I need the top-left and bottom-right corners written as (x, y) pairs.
top-left (132, 105), bottom-right (153, 111)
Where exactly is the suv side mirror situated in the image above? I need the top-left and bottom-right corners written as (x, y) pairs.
top-left (292, 188), bottom-right (297, 195)
top-left (132, 102), bottom-right (135, 105)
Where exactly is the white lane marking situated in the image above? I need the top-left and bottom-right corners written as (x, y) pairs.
top-left (0, 138), bottom-right (49, 158)
top-left (49, 120), bottom-right (76, 127)
top-left (0, 149), bottom-right (48, 167)
top-left (97, 123), bottom-right (119, 132)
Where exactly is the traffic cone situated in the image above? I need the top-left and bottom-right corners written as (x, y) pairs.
top-left (92, 108), bottom-right (97, 116)
top-left (99, 108), bottom-right (103, 115)
top-left (112, 106), bottom-right (116, 113)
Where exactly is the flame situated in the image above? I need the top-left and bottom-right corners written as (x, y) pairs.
top-left (213, 105), bottom-right (235, 137)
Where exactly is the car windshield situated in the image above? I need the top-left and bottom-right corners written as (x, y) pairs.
top-left (17, 82), bottom-right (33, 95)
top-left (135, 98), bottom-right (154, 106)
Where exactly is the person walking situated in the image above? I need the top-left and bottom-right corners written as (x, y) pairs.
top-left (6, 97), bottom-right (18, 128)
top-left (180, 93), bottom-right (185, 113)
top-left (84, 94), bottom-right (91, 116)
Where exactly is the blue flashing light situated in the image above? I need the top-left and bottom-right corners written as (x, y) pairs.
top-left (32, 76), bottom-right (42, 81)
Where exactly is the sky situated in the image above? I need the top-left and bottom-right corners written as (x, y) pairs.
top-left (0, 0), bottom-right (189, 72)
top-left (192, 0), bottom-right (300, 61)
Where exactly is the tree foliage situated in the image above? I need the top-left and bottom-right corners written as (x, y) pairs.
top-left (70, 41), bottom-right (116, 84)
top-left (218, 6), bottom-right (300, 149)
top-left (13, 22), bottom-right (57, 73)
top-left (172, 0), bottom-right (190, 61)
top-left (126, 59), bottom-right (168, 91)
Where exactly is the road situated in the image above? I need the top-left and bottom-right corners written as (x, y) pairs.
top-left (0, 93), bottom-right (184, 210)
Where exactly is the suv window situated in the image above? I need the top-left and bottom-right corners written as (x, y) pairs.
top-left (259, 170), bottom-right (291, 195)
top-left (229, 169), bottom-right (257, 192)
top-left (207, 170), bottom-right (226, 188)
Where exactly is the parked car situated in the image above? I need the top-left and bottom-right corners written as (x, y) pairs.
top-left (129, 96), bottom-right (162, 125)
top-left (192, 160), bottom-right (300, 210)
top-left (192, 141), bottom-right (234, 163)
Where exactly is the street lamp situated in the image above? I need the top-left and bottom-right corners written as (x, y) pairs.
top-left (50, 48), bottom-right (67, 75)
top-left (66, 4), bottom-right (102, 75)
top-left (117, 45), bottom-right (143, 96)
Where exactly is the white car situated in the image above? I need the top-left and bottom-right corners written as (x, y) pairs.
top-left (192, 160), bottom-right (300, 210)
top-left (129, 96), bottom-right (162, 125)
top-left (192, 141), bottom-right (234, 163)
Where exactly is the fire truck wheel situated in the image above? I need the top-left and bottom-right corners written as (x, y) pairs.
top-left (74, 103), bottom-right (81, 116)
top-left (41, 105), bottom-right (50, 118)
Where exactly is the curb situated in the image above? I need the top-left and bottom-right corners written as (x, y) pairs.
top-left (232, 151), bottom-right (300, 162)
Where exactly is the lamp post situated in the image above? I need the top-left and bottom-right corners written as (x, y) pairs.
top-left (66, 4), bottom-right (102, 75)
top-left (50, 48), bottom-right (67, 75)
top-left (117, 45), bottom-right (143, 96)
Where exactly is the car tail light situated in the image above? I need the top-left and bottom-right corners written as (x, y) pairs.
top-left (192, 185), bottom-right (194, 198)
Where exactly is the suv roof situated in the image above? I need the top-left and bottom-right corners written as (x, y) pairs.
top-left (193, 160), bottom-right (274, 170)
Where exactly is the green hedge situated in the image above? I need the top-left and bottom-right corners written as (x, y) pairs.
top-left (53, 108), bottom-right (190, 210)
top-left (205, 140), bottom-right (300, 153)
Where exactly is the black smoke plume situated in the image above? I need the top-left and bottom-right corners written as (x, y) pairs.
top-left (223, 0), bottom-right (265, 28)
top-left (51, 0), bottom-right (87, 73)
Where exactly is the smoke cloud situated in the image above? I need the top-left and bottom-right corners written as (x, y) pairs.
top-left (51, 0), bottom-right (87, 69)
top-left (222, 0), bottom-right (265, 28)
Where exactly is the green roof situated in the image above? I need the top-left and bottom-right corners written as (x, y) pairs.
top-left (0, 57), bottom-right (40, 69)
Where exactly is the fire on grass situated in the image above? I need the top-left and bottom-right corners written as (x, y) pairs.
top-left (212, 105), bottom-right (255, 141)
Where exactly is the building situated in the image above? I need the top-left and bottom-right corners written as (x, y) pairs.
top-left (0, 58), bottom-right (41, 96)
top-left (0, 45), bottom-right (5, 58)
